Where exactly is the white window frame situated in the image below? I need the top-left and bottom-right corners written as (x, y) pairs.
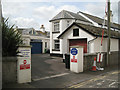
top-left (54, 40), bottom-right (60, 50)
top-left (54, 21), bottom-right (59, 32)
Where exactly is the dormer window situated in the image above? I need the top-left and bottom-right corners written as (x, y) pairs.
top-left (54, 22), bottom-right (59, 32)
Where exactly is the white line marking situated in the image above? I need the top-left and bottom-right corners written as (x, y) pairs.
top-left (109, 82), bottom-right (116, 87)
top-left (33, 73), bottom-right (69, 81)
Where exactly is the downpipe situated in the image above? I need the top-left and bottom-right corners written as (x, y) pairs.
top-left (88, 37), bottom-right (98, 53)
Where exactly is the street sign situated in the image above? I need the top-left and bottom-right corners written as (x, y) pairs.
top-left (71, 48), bottom-right (78, 55)
top-left (71, 56), bottom-right (77, 63)
top-left (20, 60), bottom-right (30, 70)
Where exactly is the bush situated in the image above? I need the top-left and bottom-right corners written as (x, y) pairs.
top-left (2, 18), bottom-right (22, 56)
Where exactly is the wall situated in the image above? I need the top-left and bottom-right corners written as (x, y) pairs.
top-left (42, 39), bottom-right (50, 53)
top-left (83, 51), bottom-right (119, 71)
top-left (50, 19), bottom-right (75, 54)
top-left (22, 35), bottom-right (31, 46)
top-left (2, 57), bottom-right (17, 83)
top-left (62, 26), bottom-right (94, 54)
top-left (61, 26), bottom-right (119, 54)
top-left (92, 37), bottom-right (119, 53)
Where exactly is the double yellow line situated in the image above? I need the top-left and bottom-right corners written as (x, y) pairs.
top-left (69, 70), bottom-right (120, 88)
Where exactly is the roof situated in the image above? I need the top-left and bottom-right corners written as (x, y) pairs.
top-left (49, 10), bottom-right (92, 23)
top-left (79, 11), bottom-right (120, 30)
top-left (58, 22), bottom-right (120, 39)
top-left (16, 28), bottom-right (35, 34)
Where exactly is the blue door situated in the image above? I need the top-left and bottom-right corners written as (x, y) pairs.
top-left (30, 42), bottom-right (42, 54)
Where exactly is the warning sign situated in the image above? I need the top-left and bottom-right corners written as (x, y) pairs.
top-left (71, 56), bottom-right (77, 63)
top-left (20, 60), bottom-right (30, 70)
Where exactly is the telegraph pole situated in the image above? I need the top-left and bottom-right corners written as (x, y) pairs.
top-left (107, 0), bottom-right (111, 66)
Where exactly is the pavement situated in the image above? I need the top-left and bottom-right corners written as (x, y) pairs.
top-left (2, 54), bottom-right (119, 89)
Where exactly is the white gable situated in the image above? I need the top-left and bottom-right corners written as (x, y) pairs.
top-left (61, 25), bottom-right (94, 41)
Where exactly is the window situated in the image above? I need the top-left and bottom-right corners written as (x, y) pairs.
top-left (73, 29), bottom-right (79, 36)
top-left (54, 22), bottom-right (59, 32)
top-left (45, 42), bottom-right (47, 48)
top-left (54, 40), bottom-right (60, 50)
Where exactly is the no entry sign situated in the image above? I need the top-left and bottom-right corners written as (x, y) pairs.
top-left (20, 60), bottom-right (30, 70)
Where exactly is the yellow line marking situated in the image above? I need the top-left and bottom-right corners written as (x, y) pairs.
top-left (69, 70), bottom-right (119, 88)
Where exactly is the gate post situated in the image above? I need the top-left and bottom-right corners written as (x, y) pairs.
top-left (17, 45), bottom-right (31, 83)
top-left (70, 46), bottom-right (84, 73)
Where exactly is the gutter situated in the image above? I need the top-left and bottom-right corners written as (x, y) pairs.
top-left (88, 37), bottom-right (98, 53)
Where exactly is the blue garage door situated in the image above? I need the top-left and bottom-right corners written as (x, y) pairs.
top-left (30, 42), bottom-right (42, 54)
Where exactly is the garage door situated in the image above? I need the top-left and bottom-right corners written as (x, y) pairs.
top-left (69, 39), bottom-right (87, 53)
top-left (30, 42), bottom-right (42, 54)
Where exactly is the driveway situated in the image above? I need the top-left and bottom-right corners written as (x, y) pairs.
top-left (30, 54), bottom-right (119, 88)
top-left (31, 54), bottom-right (70, 80)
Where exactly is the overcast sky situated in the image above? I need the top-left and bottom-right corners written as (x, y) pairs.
top-left (1, 0), bottom-right (120, 31)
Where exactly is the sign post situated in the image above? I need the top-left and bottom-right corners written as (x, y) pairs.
top-left (70, 46), bottom-right (84, 73)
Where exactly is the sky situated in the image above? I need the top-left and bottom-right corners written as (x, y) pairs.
top-left (1, 0), bottom-right (120, 31)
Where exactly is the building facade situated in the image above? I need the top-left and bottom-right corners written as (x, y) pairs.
top-left (15, 27), bottom-right (50, 54)
top-left (49, 10), bottom-right (120, 56)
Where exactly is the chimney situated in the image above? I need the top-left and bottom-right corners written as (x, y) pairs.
top-left (40, 24), bottom-right (45, 32)
top-left (105, 10), bottom-right (113, 22)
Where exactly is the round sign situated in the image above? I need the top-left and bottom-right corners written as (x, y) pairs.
top-left (71, 48), bottom-right (78, 55)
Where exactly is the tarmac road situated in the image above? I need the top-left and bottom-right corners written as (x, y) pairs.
top-left (29, 54), bottom-right (119, 88)
top-left (2, 54), bottom-right (119, 89)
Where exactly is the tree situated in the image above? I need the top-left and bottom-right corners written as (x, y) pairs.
top-left (2, 18), bottom-right (22, 56)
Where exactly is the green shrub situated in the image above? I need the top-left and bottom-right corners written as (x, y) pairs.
top-left (2, 18), bottom-right (22, 56)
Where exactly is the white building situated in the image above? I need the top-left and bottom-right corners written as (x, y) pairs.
top-left (49, 10), bottom-right (120, 56)
top-left (15, 27), bottom-right (50, 54)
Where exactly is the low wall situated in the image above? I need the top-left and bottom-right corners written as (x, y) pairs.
top-left (83, 51), bottom-right (119, 71)
top-left (2, 57), bottom-right (17, 83)
top-left (65, 51), bottom-right (119, 71)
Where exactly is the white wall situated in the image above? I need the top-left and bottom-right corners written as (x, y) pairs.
top-left (61, 26), bottom-right (94, 54)
top-left (92, 37), bottom-right (119, 53)
top-left (60, 26), bottom-right (119, 54)
top-left (50, 19), bottom-right (75, 54)
top-left (42, 39), bottom-right (50, 53)
top-left (22, 35), bottom-right (31, 46)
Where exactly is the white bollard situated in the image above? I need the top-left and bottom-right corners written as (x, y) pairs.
top-left (70, 46), bottom-right (84, 73)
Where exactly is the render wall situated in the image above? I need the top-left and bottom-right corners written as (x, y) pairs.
top-left (50, 19), bottom-right (75, 54)
top-left (62, 26), bottom-right (94, 55)
top-left (61, 27), bottom-right (119, 54)
top-left (92, 37), bottom-right (119, 53)
top-left (2, 57), bottom-right (17, 83)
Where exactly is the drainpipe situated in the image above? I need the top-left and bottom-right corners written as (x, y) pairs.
top-left (88, 37), bottom-right (98, 53)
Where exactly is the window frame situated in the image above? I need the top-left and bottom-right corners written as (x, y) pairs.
top-left (54, 40), bottom-right (60, 50)
top-left (45, 42), bottom-right (47, 48)
top-left (53, 21), bottom-right (60, 32)
top-left (73, 28), bottom-right (79, 36)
